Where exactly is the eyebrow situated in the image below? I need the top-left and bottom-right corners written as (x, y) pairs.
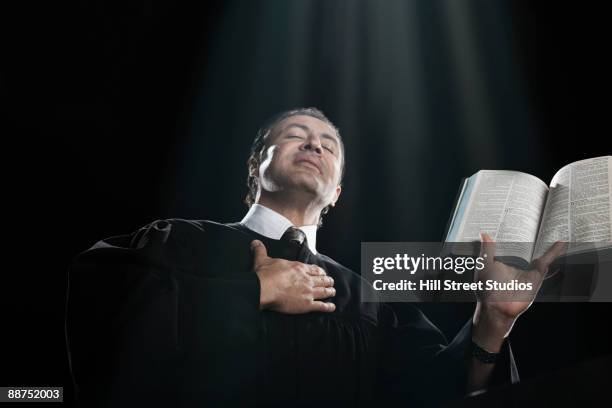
top-left (282, 123), bottom-right (340, 148)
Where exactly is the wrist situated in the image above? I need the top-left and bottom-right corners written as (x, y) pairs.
top-left (472, 303), bottom-right (516, 352)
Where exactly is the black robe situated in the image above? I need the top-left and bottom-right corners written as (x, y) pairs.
top-left (65, 219), bottom-right (517, 407)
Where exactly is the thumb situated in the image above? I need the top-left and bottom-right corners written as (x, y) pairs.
top-left (251, 240), bottom-right (269, 265)
top-left (534, 241), bottom-right (567, 276)
top-left (479, 232), bottom-right (496, 266)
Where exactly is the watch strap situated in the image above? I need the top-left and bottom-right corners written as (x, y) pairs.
top-left (471, 340), bottom-right (499, 364)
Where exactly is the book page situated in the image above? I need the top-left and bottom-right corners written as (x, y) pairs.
top-left (534, 156), bottom-right (612, 259)
top-left (454, 170), bottom-right (549, 260)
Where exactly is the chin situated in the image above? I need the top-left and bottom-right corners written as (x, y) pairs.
top-left (286, 173), bottom-right (322, 194)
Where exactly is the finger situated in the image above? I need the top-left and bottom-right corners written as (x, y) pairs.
top-left (534, 241), bottom-right (568, 275)
top-left (306, 265), bottom-right (327, 276)
top-left (312, 286), bottom-right (336, 300)
top-left (479, 232), bottom-right (496, 266)
top-left (250, 240), bottom-right (269, 266)
top-left (311, 275), bottom-right (334, 287)
top-left (308, 301), bottom-right (336, 313)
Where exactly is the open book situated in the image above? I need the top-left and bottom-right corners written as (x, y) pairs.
top-left (444, 156), bottom-right (612, 266)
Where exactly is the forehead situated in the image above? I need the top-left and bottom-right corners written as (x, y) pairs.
top-left (271, 114), bottom-right (339, 140)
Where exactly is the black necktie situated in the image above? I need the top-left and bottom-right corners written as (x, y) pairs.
top-left (280, 226), bottom-right (307, 247)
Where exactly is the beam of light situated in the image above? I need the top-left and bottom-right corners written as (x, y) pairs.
top-left (443, 0), bottom-right (501, 166)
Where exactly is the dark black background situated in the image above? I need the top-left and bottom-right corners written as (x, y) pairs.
top-left (3, 1), bottom-right (610, 406)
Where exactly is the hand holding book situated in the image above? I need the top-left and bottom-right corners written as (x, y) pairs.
top-left (470, 233), bottom-right (565, 360)
top-left (475, 232), bottom-right (567, 314)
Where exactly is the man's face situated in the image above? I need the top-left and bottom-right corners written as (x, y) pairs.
top-left (257, 114), bottom-right (343, 208)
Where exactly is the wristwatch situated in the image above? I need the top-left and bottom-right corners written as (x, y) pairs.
top-left (471, 340), bottom-right (499, 364)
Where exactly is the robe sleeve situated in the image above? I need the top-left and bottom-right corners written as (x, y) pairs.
top-left (376, 303), bottom-right (519, 406)
top-left (65, 219), bottom-right (261, 407)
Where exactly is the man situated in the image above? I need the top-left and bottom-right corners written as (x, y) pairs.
top-left (66, 107), bottom-right (566, 407)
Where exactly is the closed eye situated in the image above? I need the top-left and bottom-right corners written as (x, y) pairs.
top-left (286, 134), bottom-right (334, 154)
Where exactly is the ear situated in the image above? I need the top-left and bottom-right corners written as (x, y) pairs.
top-left (330, 185), bottom-right (342, 207)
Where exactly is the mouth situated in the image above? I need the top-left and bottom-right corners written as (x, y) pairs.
top-left (295, 158), bottom-right (322, 174)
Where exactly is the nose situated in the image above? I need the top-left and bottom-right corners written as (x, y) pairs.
top-left (300, 134), bottom-right (323, 155)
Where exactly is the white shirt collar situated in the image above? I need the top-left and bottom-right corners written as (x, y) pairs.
top-left (240, 204), bottom-right (318, 254)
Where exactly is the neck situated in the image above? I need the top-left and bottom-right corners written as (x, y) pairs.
top-left (257, 191), bottom-right (322, 227)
